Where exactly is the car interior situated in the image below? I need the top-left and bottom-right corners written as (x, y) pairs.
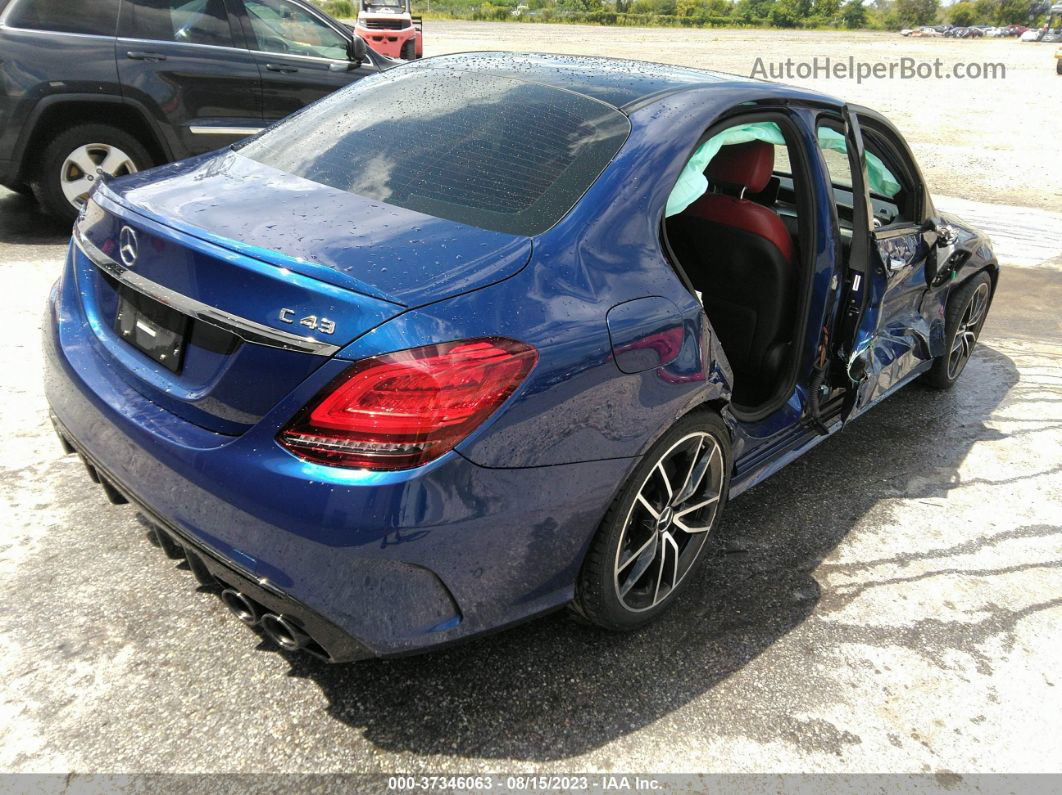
top-left (814, 118), bottom-right (914, 245)
top-left (664, 121), bottom-right (809, 410)
top-left (663, 116), bottom-right (914, 412)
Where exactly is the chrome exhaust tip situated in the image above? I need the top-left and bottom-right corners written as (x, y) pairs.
top-left (260, 613), bottom-right (309, 652)
top-left (220, 589), bottom-right (261, 626)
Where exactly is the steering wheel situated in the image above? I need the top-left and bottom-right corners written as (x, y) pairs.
top-left (264, 34), bottom-right (291, 53)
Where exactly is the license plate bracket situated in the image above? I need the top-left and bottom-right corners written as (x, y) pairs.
top-left (114, 288), bottom-right (190, 373)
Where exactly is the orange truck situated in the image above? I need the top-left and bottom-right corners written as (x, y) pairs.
top-left (354, 0), bottom-right (423, 60)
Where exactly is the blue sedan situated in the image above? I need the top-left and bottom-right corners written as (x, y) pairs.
top-left (44, 53), bottom-right (998, 661)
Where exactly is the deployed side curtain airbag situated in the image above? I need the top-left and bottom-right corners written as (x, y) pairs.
top-left (815, 127), bottom-right (902, 199)
top-left (665, 121), bottom-right (903, 219)
top-left (666, 122), bottom-right (785, 217)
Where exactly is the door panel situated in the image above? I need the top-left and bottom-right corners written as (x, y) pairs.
top-left (237, 0), bottom-right (373, 121)
top-left (853, 226), bottom-right (935, 406)
top-left (1, 1), bottom-right (124, 169)
top-left (837, 106), bottom-right (936, 419)
top-left (116, 0), bottom-right (263, 158)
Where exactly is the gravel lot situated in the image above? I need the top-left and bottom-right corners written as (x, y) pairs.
top-left (1, 24), bottom-right (1061, 776)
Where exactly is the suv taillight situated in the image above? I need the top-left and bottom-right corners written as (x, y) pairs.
top-left (278, 338), bottom-right (538, 470)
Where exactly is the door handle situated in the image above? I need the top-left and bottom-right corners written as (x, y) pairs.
top-left (265, 63), bottom-right (298, 73)
top-left (126, 50), bottom-right (167, 61)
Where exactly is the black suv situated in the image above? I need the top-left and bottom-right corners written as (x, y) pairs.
top-left (0, 0), bottom-right (389, 221)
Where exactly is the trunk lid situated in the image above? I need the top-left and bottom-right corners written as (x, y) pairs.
top-left (75, 160), bottom-right (530, 435)
top-left (102, 152), bottom-right (534, 307)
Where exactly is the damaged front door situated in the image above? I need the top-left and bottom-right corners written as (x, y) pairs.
top-left (837, 104), bottom-right (940, 421)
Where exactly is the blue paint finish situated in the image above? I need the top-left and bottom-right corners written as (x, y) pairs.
top-left (104, 153), bottom-right (534, 307)
top-left (43, 53), bottom-right (999, 658)
top-left (606, 297), bottom-right (684, 374)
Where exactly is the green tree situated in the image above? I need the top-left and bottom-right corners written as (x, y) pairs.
top-left (700, 0), bottom-right (733, 13)
top-left (972, 0), bottom-right (997, 20)
top-left (769, 0), bottom-right (804, 25)
top-left (734, 0), bottom-right (775, 20)
top-left (949, 0), bottom-right (977, 24)
top-left (840, 0), bottom-right (868, 26)
top-left (813, 0), bottom-right (842, 18)
top-left (893, 0), bottom-right (938, 25)
top-left (997, 0), bottom-right (1037, 21)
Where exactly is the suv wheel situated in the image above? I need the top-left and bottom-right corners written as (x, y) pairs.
top-left (33, 124), bottom-right (152, 223)
top-left (1, 182), bottom-right (32, 197)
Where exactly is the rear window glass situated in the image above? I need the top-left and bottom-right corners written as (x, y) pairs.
top-left (8, 0), bottom-right (119, 35)
top-left (237, 68), bottom-right (631, 236)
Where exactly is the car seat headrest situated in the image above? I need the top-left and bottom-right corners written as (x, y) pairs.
top-left (707, 140), bottom-right (775, 195)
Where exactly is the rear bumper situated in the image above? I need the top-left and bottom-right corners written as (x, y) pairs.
top-left (43, 269), bottom-right (632, 660)
top-left (50, 411), bottom-right (372, 661)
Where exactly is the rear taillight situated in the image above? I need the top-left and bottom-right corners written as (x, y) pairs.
top-left (278, 338), bottom-right (538, 470)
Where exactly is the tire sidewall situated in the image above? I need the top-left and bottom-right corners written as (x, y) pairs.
top-left (941, 272), bottom-right (993, 383)
top-left (576, 409), bottom-right (732, 631)
top-left (33, 124), bottom-right (153, 223)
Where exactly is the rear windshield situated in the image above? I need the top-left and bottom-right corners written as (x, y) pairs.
top-left (237, 68), bottom-right (631, 236)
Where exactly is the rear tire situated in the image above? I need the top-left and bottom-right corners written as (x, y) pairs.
top-left (572, 410), bottom-right (731, 631)
top-left (32, 123), bottom-right (152, 224)
top-left (400, 39), bottom-right (415, 60)
top-left (923, 271), bottom-right (993, 389)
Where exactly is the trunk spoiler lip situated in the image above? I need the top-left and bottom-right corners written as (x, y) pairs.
top-left (73, 219), bottom-right (343, 357)
top-left (92, 181), bottom-right (408, 308)
top-left (81, 187), bottom-right (405, 357)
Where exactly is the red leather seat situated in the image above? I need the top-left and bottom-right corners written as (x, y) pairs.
top-left (684, 140), bottom-right (795, 265)
top-left (666, 140), bottom-right (797, 406)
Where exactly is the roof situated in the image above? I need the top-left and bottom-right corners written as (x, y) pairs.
top-left (411, 52), bottom-right (756, 110)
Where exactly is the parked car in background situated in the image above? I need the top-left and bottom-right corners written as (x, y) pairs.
top-left (0, 0), bottom-right (392, 221)
top-left (45, 53), bottom-right (1000, 662)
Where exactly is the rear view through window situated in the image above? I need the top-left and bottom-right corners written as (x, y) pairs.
top-left (237, 68), bottom-right (631, 236)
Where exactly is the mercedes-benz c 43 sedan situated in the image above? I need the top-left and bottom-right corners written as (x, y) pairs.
top-left (45, 53), bottom-right (997, 662)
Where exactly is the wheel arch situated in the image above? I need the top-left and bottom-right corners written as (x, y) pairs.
top-left (572, 396), bottom-right (736, 572)
top-left (14, 96), bottom-right (173, 184)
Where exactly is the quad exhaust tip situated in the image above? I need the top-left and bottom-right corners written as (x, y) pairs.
top-left (220, 589), bottom-right (262, 626)
top-left (260, 613), bottom-right (310, 652)
top-left (52, 417), bottom-right (334, 660)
